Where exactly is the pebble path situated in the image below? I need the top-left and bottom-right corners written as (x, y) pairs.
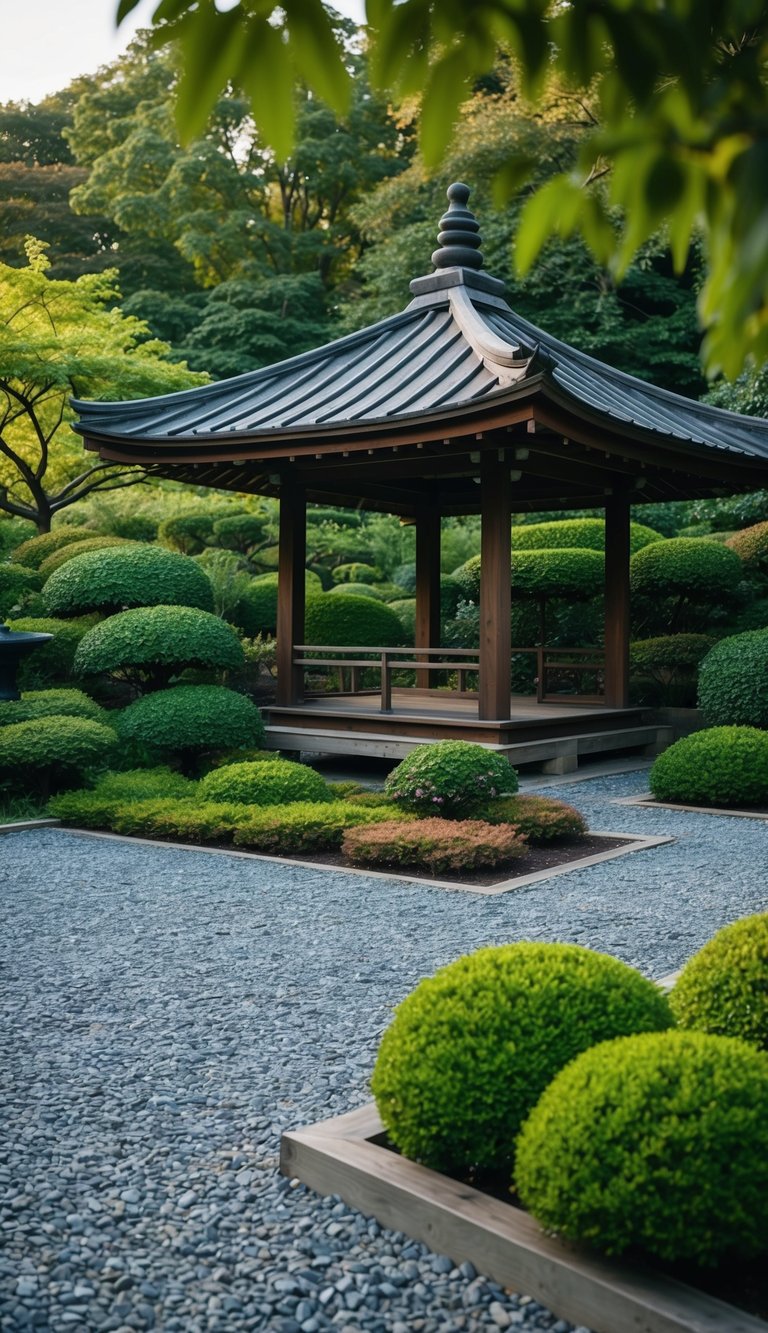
top-left (2, 770), bottom-right (767, 1333)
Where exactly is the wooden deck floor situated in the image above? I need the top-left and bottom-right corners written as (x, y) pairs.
top-left (296, 690), bottom-right (619, 726)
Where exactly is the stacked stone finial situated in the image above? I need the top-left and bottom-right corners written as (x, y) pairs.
top-left (431, 182), bottom-right (484, 272)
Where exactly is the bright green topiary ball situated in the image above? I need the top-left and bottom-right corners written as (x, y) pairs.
top-left (199, 758), bottom-right (331, 805)
top-left (328, 582), bottom-right (386, 600)
top-left (74, 605), bottom-right (244, 684)
top-left (697, 628), bottom-right (768, 727)
top-left (649, 725), bottom-right (768, 806)
top-left (511, 517), bottom-right (662, 554)
top-left (37, 536), bottom-right (132, 577)
top-left (670, 913), bottom-right (768, 1049)
top-left (385, 740), bottom-right (517, 817)
top-left (630, 537), bottom-right (742, 602)
top-left (12, 528), bottom-right (92, 569)
top-left (0, 715), bottom-right (118, 790)
top-left (43, 544), bottom-right (214, 615)
top-left (0, 688), bottom-right (107, 728)
top-left (515, 1030), bottom-right (768, 1266)
top-left (117, 685), bottom-right (265, 757)
top-left (452, 548), bottom-right (604, 603)
top-left (371, 942), bottom-right (674, 1174)
top-left (305, 593), bottom-right (405, 647)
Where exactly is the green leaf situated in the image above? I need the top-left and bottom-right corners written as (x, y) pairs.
top-left (174, 4), bottom-right (245, 145)
top-left (284, 0), bottom-right (350, 116)
top-left (419, 50), bottom-right (470, 169)
top-left (116, 0), bottom-right (141, 22)
top-left (235, 18), bottom-right (295, 162)
top-left (515, 176), bottom-right (583, 274)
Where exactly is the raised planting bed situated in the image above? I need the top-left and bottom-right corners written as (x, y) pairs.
top-left (615, 794), bottom-right (768, 821)
top-left (280, 1103), bottom-right (766, 1333)
top-left (51, 826), bottom-right (672, 895)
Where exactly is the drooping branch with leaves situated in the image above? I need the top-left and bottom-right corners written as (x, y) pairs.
top-left (0, 237), bottom-right (206, 532)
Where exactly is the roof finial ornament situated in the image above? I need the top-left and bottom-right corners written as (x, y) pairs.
top-left (431, 182), bottom-right (484, 272)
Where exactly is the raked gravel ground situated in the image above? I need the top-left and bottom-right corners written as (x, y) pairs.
top-left (2, 769), bottom-right (767, 1333)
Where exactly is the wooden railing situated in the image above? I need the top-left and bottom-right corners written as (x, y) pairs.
top-left (293, 644), bottom-right (605, 711)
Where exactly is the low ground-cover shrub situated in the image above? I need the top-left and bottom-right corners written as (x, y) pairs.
top-left (232, 799), bottom-right (414, 854)
top-left (7, 616), bottom-right (101, 688)
top-left (649, 725), bottom-right (768, 806)
top-left (111, 798), bottom-right (243, 843)
top-left (671, 913), bottom-right (768, 1049)
top-left (12, 528), bottom-right (92, 569)
top-left (74, 605), bottom-right (244, 687)
top-left (385, 741), bottom-right (517, 817)
top-left (43, 545), bottom-right (214, 616)
top-left (117, 685), bottom-right (265, 765)
top-left (0, 688), bottom-right (107, 727)
top-left (481, 794), bottom-right (587, 841)
top-left (697, 628), bottom-right (768, 727)
top-left (199, 758), bottom-right (331, 806)
top-left (50, 768), bottom-right (198, 828)
top-left (515, 1030), bottom-right (768, 1266)
top-left (0, 715), bottom-right (117, 793)
top-left (0, 563), bottom-right (44, 618)
top-left (371, 943), bottom-right (673, 1174)
top-left (343, 818), bottom-right (528, 873)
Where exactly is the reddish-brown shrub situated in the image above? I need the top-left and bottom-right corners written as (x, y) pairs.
top-left (342, 817), bottom-right (528, 874)
top-left (726, 521), bottom-right (768, 570)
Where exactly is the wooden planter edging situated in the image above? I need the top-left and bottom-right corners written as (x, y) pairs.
top-left (0, 817), bottom-right (61, 834)
top-left (614, 794), bottom-right (768, 822)
top-left (45, 826), bottom-right (672, 896)
top-left (280, 1103), bottom-right (765, 1333)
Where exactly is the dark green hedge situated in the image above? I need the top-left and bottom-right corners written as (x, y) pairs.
top-left (0, 715), bottom-right (118, 792)
top-left (7, 615), bottom-right (102, 687)
top-left (511, 517), bottom-right (662, 554)
top-left (630, 537), bottom-right (742, 602)
top-left (0, 563), bottom-right (44, 619)
top-left (158, 512), bottom-right (218, 554)
top-left (43, 545), bottom-right (214, 616)
top-left (697, 628), bottom-right (768, 727)
top-left (649, 725), bottom-right (768, 806)
top-left (117, 685), bottom-right (265, 758)
top-left (304, 594), bottom-right (405, 647)
top-left (453, 549), bottom-right (604, 602)
top-left (630, 634), bottom-right (717, 679)
top-left (331, 562), bottom-right (381, 584)
top-left (74, 605), bottom-right (244, 686)
top-left (0, 688), bottom-right (107, 728)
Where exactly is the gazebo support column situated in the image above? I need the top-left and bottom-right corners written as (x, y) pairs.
top-left (604, 494), bottom-right (631, 708)
top-left (479, 453), bottom-right (512, 720)
top-left (276, 484), bottom-right (307, 707)
top-left (415, 505), bottom-right (441, 689)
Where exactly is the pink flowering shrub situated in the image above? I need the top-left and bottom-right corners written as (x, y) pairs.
top-left (342, 818), bottom-right (528, 874)
top-left (384, 740), bottom-right (517, 818)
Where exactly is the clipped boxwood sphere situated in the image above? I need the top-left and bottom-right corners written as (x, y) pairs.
top-left (515, 1031), bottom-right (768, 1265)
top-left (511, 517), bottom-right (662, 554)
top-left (649, 725), bottom-right (768, 807)
top-left (74, 605), bottom-right (244, 682)
top-left (0, 688), bottom-right (107, 728)
top-left (12, 528), bottom-right (92, 569)
top-left (372, 943), bottom-right (674, 1174)
top-left (38, 536), bottom-right (132, 577)
top-left (0, 715), bottom-right (117, 788)
top-left (0, 563), bottom-right (44, 618)
top-left (305, 594), bottom-right (405, 647)
top-left (697, 628), bottom-right (768, 727)
top-left (328, 582), bottom-right (386, 600)
top-left (671, 913), bottom-right (768, 1048)
top-left (43, 544), bottom-right (214, 615)
top-left (117, 685), bottom-right (265, 756)
top-left (331, 562), bottom-right (381, 584)
top-left (630, 537), bottom-right (742, 602)
top-left (385, 740), bottom-right (517, 817)
top-left (452, 549), bottom-right (604, 603)
top-left (630, 633), bottom-right (717, 677)
top-left (199, 758), bottom-right (331, 805)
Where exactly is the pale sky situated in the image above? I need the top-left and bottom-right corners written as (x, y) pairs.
top-left (0, 0), bottom-right (366, 105)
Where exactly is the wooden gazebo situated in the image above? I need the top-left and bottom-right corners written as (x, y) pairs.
top-left (74, 184), bottom-right (768, 767)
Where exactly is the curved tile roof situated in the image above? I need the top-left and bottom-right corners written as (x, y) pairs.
top-left (73, 184), bottom-right (768, 465)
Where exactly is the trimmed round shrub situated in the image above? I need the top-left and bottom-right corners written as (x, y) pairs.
top-left (389, 598), bottom-right (416, 637)
top-left (511, 517), bottom-right (662, 554)
top-left (199, 758), bottom-right (331, 806)
top-left (117, 685), bottom-right (265, 758)
top-left (158, 511), bottom-right (218, 554)
top-left (74, 605), bottom-right (244, 686)
top-left (38, 536), bottom-right (132, 577)
top-left (0, 563), bottom-right (44, 618)
top-left (385, 741), bottom-right (517, 817)
top-left (630, 537), bottom-right (742, 604)
top-left (0, 715), bottom-right (118, 791)
top-left (331, 562), bottom-right (381, 584)
top-left (328, 582), bottom-right (386, 600)
top-left (211, 513), bottom-right (268, 553)
top-left (304, 594), bottom-right (405, 648)
top-left (235, 570), bottom-right (323, 637)
top-left (726, 520), bottom-right (768, 572)
top-left (670, 913), bottom-right (768, 1048)
top-left (697, 628), bottom-right (768, 727)
top-left (342, 817), bottom-right (528, 873)
top-left (482, 793), bottom-right (587, 841)
top-left (630, 633), bottom-right (717, 682)
top-left (0, 688), bottom-right (107, 728)
top-left (371, 943), bottom-right (674, 1173)
top-left (7, 615), bottom-right (101, 687)
top-left (649, 725), bottom-right (768, 806)
top-left (515, 1030), bottom-right (768, 1266)
top-left (452, 549), bottom-right (604, 603)
top-left (43, 545), bottom-right (214, 616)
top-left (12, 528), bottom-right (92, 569)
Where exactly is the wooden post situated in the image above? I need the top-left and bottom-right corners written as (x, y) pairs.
top-left (604, 494), bottom-right (630, 708)
top-left (276, 484), bottom-right (306, 707)
top-left (415, 505), bottom-right (441, 689)
top-left (479, 453), bottom-right (512, 720)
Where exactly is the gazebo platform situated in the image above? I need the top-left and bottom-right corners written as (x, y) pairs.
top-left (263, 693), bottom-right (671, 771)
